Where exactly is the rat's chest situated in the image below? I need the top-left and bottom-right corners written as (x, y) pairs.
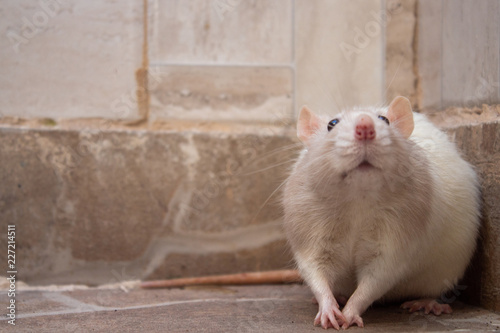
top-left (316, 207), bottom-right (385, 265)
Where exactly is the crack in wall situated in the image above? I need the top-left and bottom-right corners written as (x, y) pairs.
top-left (412, 0), bottom-right (422, 110)
top-left (142, 220), bottom-right (285, 277)
top-left (128, 0), bottom-right (149, 126)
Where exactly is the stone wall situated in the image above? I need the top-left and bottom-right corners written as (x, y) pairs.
top-left (0, 126), bottom-right (298, 285)
top-left (0, 0), bottom-right (388, 285)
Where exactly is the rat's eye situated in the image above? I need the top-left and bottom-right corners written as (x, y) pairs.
top-left (327, 118), bottom-right (339, 131)
top-left (378, 115), bottom-right (390, 125)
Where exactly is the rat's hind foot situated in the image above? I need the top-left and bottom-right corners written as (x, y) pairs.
top-left (401, 298), bottom-right (452, 315)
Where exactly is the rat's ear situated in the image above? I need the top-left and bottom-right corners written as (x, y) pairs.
top-left (297, 106), bottom-right (321, 145)
top-left (387, 96), bottom-right (414, 139)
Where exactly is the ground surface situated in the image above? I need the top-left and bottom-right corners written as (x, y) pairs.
top-left (1, 284), bottom-right (500, 332)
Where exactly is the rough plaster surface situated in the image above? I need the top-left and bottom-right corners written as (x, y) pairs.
top-left (0, 126), bottom-right (298, 285)
top-left (449, 121), bottom-right (500, 312)
top-left (0, 0), bottom-right (143, 119)
top-left (426, 104), bottom-right (500, 128)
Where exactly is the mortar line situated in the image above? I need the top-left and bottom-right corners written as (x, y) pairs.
top-left (150, 62), bottom-right (295, 69)
top-left (382, 0), bottom-right (386, 103)
top-left (142, 0), bottom-right (149, 121)
top-left (440, 0), bottom-right (443, 109)
top-left (291, 0), bottom-right (297, 120)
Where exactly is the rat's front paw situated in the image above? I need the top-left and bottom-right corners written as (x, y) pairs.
top-left (341, 308), bottom-right (364, 329)
top-left (314, 298), bottom-right (346, 330)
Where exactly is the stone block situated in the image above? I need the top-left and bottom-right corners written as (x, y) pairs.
top-left (417, 0), bottom-right (443, 110)
top-left (149, 0), bottom-right (293, 65)
top-left (149, 65), bottom-right (293, 123)
top-left (0, 0), bottom-right (143, 119)
top-left (417, 0), bottom-right (500, 111)
top-left (295, 0), bottom-right (384, 115)
top-left (0, 126), bottom-right (299, 285)
top-left (448, 121), bottom-right (500, 312)
top-left (385, 0), bottom-right (417, 106)
top-left (441, 0), bottom-right (500, 108)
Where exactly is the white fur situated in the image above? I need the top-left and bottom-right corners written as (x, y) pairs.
top-left (283, 106), bottom-right (480, 327)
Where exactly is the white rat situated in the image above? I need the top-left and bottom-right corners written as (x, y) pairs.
top-left (283, 96), bottom-right (480, 329)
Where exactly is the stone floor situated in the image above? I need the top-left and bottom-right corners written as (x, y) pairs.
top-left (1, 283), bottom-right (500, 332)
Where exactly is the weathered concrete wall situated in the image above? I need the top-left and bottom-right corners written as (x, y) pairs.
top-left (450, 121), bottom-right (500, 312)
top-left (0, 126), bottom-right (298, 285)
top-left (0, 119), bottom-right (498, 294)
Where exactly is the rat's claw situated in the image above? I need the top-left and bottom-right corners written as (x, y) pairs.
top-left (401, 299), bottom-right (452, 316)
top-left (314, 311), bottom-right (340, 330)
top-left (425, 301), bottom-right (452, 315)
top-left (314, 311), bottom-right (321, 326)
top-left (341, 307), bottom-right (364, 330)
top-left (341, 314), bottom-right (364, 330)
top-left (327, 311), bottom-right (341, 330)
top-left (314, 299), bottom-right (346, 330)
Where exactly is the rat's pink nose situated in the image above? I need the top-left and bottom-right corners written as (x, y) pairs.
top-left (355, 115), bottom-right (376, 141)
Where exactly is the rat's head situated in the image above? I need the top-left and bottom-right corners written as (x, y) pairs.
top-left (297, 96), bottom-right (415, 182)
